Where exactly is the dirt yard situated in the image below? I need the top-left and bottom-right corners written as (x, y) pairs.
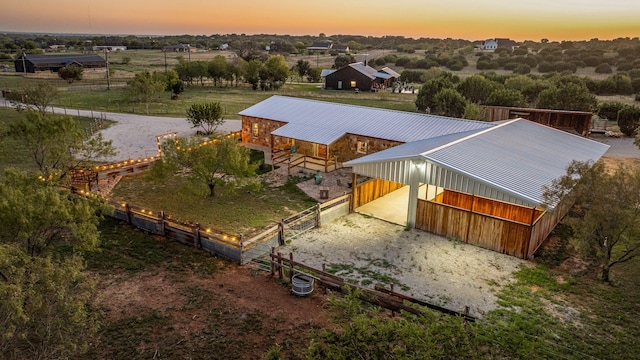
top-left (279, 213), bottom-right (525, 317)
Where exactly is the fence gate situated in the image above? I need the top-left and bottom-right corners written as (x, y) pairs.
top-left (282, 206), bottom-right (318, 242)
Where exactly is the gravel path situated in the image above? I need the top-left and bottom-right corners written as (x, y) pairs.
top-left (1, 98), bottom-right (241, 162)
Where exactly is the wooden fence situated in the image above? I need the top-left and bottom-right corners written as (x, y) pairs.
top-left (415, 193), bottom-right (570, 259)
top-left (269, 250), bottom-right (475, 322)
top-left (351, 178), bottom-right (404, 210)
top-left (98, 193), bottom-right (352, 265)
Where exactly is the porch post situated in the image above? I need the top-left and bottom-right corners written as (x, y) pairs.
top-left (406, 160), bottom-right (422, 228)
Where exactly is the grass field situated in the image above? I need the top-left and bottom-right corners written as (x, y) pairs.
top-left (109, 172), bottom-right (318, 235)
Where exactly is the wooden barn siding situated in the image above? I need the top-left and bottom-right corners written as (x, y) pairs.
top-left (481, 106), bottom-right (592, 136)
top-left (527, 193), bottom-right (574, 258)
top-left (352, 178), bottom-right (404, 209)
top-left (416, 199), bottom-right (532, 258)
top-left (441, 190), bottom-right (543, 224)
top-left (325, 67), bottom-right (374, 91)
top-left (241, 116), bottom-right (286, 147)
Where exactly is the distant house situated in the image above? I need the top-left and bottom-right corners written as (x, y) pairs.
top-left (323, 62), bottom-right (401, 91)
top-left (162, 44), bottom-right (197, 52)
top-left (93, 45), bottom-right (127, 51)
top-left (14, 54), bottom-right (106, 73)
top-left (331, 44), bottom-right (350, 53)
top-left (307, 41), bottom-right (333, 52)
top-left (476, 38), bottom-right (518, 52)
top-left (46, 45), bottom-right (66, 52)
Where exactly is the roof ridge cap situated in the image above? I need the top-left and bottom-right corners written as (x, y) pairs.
top-left (420, 119), bottom-right (515, 156)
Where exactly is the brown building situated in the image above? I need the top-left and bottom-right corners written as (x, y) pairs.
top-left (323, 62), bottom-right (400, 91)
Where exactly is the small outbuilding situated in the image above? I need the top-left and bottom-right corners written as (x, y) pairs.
top-left (480, 105), bottom-right (594, 136)
top-left (323, 62), bottom-right (401, 91)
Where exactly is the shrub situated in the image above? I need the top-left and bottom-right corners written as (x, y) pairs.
top-left (538, 61), bottom-right (555, 73)
top-left (595, 63), bottom-right (612, 74)
top-left (513, 64), bottom-right (531, 74)
top-left (416, 58), bottom-right (439, 69)
top-left (374, 58), bottom-right (386, 66)
top-left (617, 105), bottom-right (640, 136)
top-left (395, 57), bottom-right (412, 67)
top-left (486, 88), bottom-right (526, 107)
top-left (555, 62), bottom-right (577, 73)
top-left (447, 60), bottom-right (465, 71)
top-left (597, 102), bottom-right (625, 121)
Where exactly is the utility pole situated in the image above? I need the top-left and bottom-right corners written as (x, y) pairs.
top-left (21, 49), bottom-right (26, 75)
top-left (104, 48), bottom-right (111, 90)
top-left (164, 50), bottom-right (167, 72)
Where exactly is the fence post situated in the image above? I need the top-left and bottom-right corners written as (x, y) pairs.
top-left (239, 234), bottom-right (244, 264)
top-left (279, 219), bottom-right (285, 246)
top-left (125, 203), bottom-right (132, 224)
top-left (159, 211), bottom-right (166, 236)
top-left (316, 203), bottom-right (321, 228)
top-left (289, 252), bottom-right (294, 283)
top-left (277, 251), bottom-right (283, 279)
top-left (193, 223), bottom-right (201, 248)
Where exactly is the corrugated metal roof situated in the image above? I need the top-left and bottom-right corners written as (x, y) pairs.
top-left (320, 69), bottom-right (336, 77)
top-left (375, 72), bottom-right (393, 80)
top-left (380, 67), bottom-right (401, 78)
top-left (238, 96), bottom-right (494, 144)
top-left (23, 54), bottom-right (105, 65)
top-left (272, 123), bottom-right (346, 145)
top-left (349, 62), bottom-right (378, 80)
top-left (346, 119), bottom-right (610, 208)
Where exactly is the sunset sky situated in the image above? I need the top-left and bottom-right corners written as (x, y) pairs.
top-left (2, 0), bottom-right (639, 42)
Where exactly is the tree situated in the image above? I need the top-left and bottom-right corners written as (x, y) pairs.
top-left (21, 82), bottom-right (60, 114)
top-left (6, 112), bottom-right (115, 180)
top-left (185, 102), bottom-right (225, 135)
top-left (433, 88), bottom-right (468, 117)
top-left (537, 82), bottom-right (597, 112)
top-left (261, 55), bottom-right (289, 90)
top-left (544, 161), bottom-right (640, 282)
top-left (0, 170), bottom-right (105, 358)
top-left (485, 88), bottom-right (526, 107)
top-left (456, 74), bottom-right (500, 103)
top-left (618, 105), bottom-right (640, 136)
top-left (157, 136), bottom-right (259, 197)
top-left (243, 59), bottom-right (262, 90)
top-left (57, 65), bottom-right (83, 83)
top-left (306, 67), bottom-right (322, 83)
top-left (126, 71), bottom-right (165, 103)
top-left (597, 101), bottom-right (625, 122)
top-left (414, 74), bottom-right (456, 112)
top-left (295, 59), bottom-right (311, 81)
top-left (333, 54), bottom-right (356, 69)
top-left (207, 55), bottom-right (229, 87)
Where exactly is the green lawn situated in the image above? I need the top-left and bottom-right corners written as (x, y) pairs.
top-left (110, 172), bottom-right (317, 236)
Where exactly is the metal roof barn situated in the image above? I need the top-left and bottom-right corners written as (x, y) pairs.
top-left (239, 96), bottom-right (493, 145)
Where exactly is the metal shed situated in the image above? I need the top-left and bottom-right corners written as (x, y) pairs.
top-left (345, 119), bottom-right (609, 258)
